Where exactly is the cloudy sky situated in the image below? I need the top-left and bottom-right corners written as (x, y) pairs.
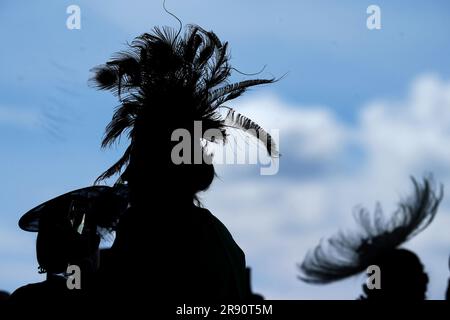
top-left (1, 0), bottom-right (450, 299)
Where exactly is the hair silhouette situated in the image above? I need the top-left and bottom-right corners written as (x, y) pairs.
top-left (299, 176), bottom-right (443, 300)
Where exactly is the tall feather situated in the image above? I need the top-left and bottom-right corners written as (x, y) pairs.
top-left (223, 108), bottom-right (278, 157)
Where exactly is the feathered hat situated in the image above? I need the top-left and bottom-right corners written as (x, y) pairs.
top-left (91, 25), bottom-right (279, 183)
top-left (299, 177), bottom-right (443, 284)
top-left (18, 185), bottom-right (129, 234)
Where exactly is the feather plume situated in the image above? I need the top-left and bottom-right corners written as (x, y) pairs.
top-left (91, 24), bottom-right (278, 182)
top-left (299, 176), bottom-right (443, 284)
top-left (223, 108), bottom-right (278, 157)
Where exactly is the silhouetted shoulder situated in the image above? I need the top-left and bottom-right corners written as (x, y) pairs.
top-left (195, 207), bottom-right (244, 252)
top-left (9, 284), bottom-right (35, 303)
top-left (192, 206), bottom-right (250, 299)
top-left (9, 276), bottom-right (69, 304)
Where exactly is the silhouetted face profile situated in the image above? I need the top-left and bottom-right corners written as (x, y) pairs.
top-left (126, 113), bottom-right (215, 205)
top-left (362, 249), bottom-right (428, 300)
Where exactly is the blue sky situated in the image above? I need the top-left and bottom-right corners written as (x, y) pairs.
top-left (1, 0), bottom-right (450, 299)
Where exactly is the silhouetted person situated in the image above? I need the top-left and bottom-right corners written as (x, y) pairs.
top-left (299, 177), bottom-right (443, 300)
top-left (9, 186), bottom-right (126, 305)
top-left (91, 24), bottom-right (277, 302)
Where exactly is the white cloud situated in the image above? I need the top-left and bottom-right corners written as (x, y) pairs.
top-left (203, 73), bottom-right (450, 299)
top-left (360, 74), bottom-right (450, 181)
top-left (232, 94), bottom-right (350, 161)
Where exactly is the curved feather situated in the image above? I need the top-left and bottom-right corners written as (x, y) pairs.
top-left (95, 145), bottom-right (133, 183)
top-left (223, 108), bottom-right (279, 157)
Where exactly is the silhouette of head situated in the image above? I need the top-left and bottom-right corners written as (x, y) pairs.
top-left (300, 177), bottom-right (442, 300)
top-left (18, 186), bottom-right (127, 274)
top-left (361, 249), bottom-right (428, 300)
top-left (36, 202), bottom-right (100, 274)
top-left (124, 123), bottom-right (216, 203)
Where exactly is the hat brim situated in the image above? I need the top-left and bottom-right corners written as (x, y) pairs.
top-left (18, 185), bottom-right (129, 232)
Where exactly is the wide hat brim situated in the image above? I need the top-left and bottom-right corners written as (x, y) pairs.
top-left (18, 185), bottom-right (129, 232)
